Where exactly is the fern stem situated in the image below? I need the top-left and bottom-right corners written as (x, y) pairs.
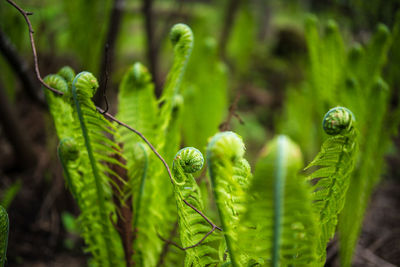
top-left (272, 136), bottom-right (287, 267)
top-left (72, 73), bottom-right (114, 267)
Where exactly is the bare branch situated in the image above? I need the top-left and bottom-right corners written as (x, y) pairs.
top-left (219, 91), bottom-right (243, 131)
top-left (95, 0), bottom-right (125, 107)
top-left (183, 199), bottom-right (222, 231)
top-left (99, 108), bottom-right (175, 184)
top-left (157, 225), bottom-right (219, 251)
top-left (6, 0), bottom-right (63, 96)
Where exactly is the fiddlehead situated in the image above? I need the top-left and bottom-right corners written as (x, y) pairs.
top-left (322, 107), bottom-right (354, 135)
top-left (57, 66), bottom-right (76, 84)
top-left (43, 72), bottom-right (79, 147)
top-left (159, 23), bottom-right (193, 132)
top-left (306, 106), bottom-right (358, 265)
top-left (0, 206), bottom-right (8, 267)
top-left (172, 147), bottom-right (219, 267)
top-left (207, 131), bottom-right (251, 266)
top-left (172, 147), bottom-right (204, 184)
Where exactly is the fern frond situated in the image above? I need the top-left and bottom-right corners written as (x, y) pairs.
top-left (117, 62), bottom-right (158, 145)
top-left (0, 205), bottom-right (8, 267)
top-left (305, 107), bottom-right (358, 265)
top-left (239, 135), bottom-right (318, 267)
top-left (71, 71), bottom-right (125, 266)
top-left (172, 147), bottom-right (219, 267)
top-left (43, 74), bottom-right (75, 139)
top-left (338, 79), bottom-right (390, 267)
top-left (207, 131), bottom-right (251, 266)
top-left (159, 23), bottom-right (193, 133)
top-left (129, 25), bottom-right (193, 266)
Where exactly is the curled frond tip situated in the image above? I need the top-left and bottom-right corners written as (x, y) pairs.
top-left (323, 107), bottom-right (355, 135)
top-left (173, 147), bottom-right (204, 173)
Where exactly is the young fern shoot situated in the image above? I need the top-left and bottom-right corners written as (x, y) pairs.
top-left (171, 147), bottom-right (219, 267)
top-left (305, 107), bottom-right (358, 265)
top-left (207, 131), bottom-right (251, 266)
top-left (70, 72), bottom-right (125, 266)
top-left (240, 135), bottom-right (318, 267)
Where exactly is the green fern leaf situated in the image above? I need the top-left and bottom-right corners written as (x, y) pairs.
top-left (43, 73), bottom-right (75, 139)
top-left (159, 23), bottom-right (193, 133)
top-left (70, 71), bottom-right (125, 266)
top-left (207, 131), bottom-right (251, 266)
top-left (338, 79), bottom-right (390, 267)
top-left (172, 147), bottom-right (219, 267)
top-left (305, 107), bottom-right (358, 265)
top-left (239, 135), bottom-right (318, 267)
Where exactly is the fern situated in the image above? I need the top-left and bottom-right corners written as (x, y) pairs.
top-left (337, 24), bottom-right (393, 267)
top-left (0, 205), bottom-right (8, 267)
top-left (116, 62), bottom-right (161, 266)
top-left (172, 147), bottom-right (219, 267)
top-left (70, 71), bottom-right (125, 266)
top-left (43, 73), bottom-right (75, 139)
top-left (238, 135), bottom-right (318, 266)
top-left (207, 131), bottom-right (251, 266)
top-left (158, 23), bottom-right (193, 134)
top-left (305, 107), bottom-right (358, 265)
top-left (119, 24), bottom-right (193, 267)
top-left (338, 79), bottom-right (391, 267)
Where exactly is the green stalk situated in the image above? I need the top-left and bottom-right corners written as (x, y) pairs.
top-left (272, 136), bottom-right (287, 267)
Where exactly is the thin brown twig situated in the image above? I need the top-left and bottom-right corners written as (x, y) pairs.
top-left (183, 199), bottom-right (222, 231)
top-left (0, 29), bottom-right (45, 107)
top-left (6, 0), bottom-right (63, 96)
top-left (219, 90), bottom-right (243, 131)
top-left (98, 107), bottom-right (174, 184)
top-left (8, 0), bottom-right (222, 250)
top-left (100, 43), bottom-right (110, 114)
top-left (157, 228), bottom-right (217, 251)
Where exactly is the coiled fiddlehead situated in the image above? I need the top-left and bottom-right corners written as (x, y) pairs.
top-left (172, 147), bottom-right (219, 267)
top-left (0, 206), bottom-right (8, 267)
top-left (207, 131), bottom-right (251, 266)
top-left (57, 66), bottom-right (76, 84)
top-left (43, 73), bottom-right (76, 139)
top-left (323, 107), bottom-right (354, 135)
top-left (306, 107), bottom-right (358, 266)
top-left (172, 147), bottom-right (203, 184)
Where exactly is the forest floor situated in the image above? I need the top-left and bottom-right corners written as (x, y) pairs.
top-left (0, 96), bottom-right (399, 267)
